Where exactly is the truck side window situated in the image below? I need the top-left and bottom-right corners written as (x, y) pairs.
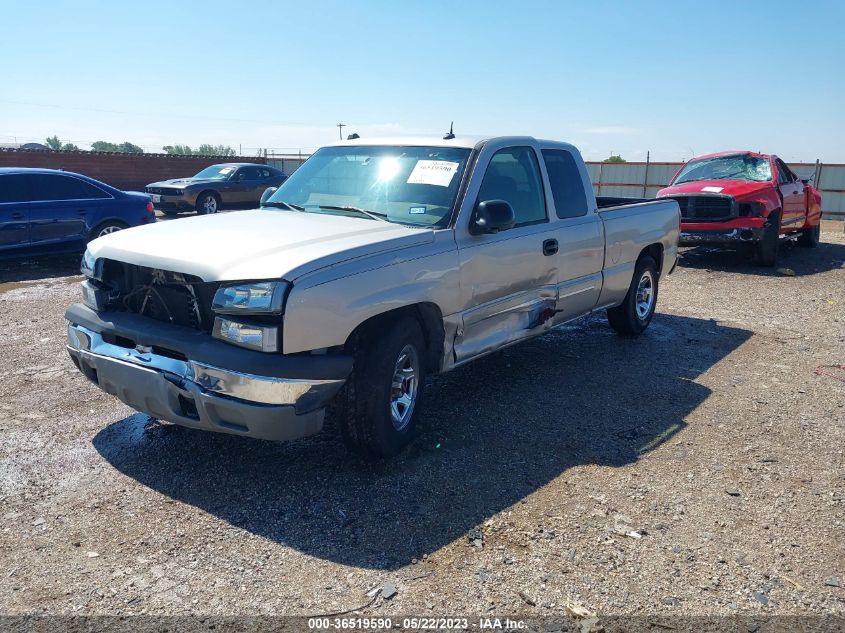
top-left (776, 159), bottom-right (793, 185)
top-left (541, 149), bottom-right (589, 218)
top-left (477, 147), bottom-right (546, 226)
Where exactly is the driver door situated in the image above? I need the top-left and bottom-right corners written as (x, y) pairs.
top-left (453, 144), bottom-right (559, 364)
top-left (775, 158), bottom-right (805, 229)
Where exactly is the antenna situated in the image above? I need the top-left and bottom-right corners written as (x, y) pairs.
top-left (443, 122), bottom-right (455, 140)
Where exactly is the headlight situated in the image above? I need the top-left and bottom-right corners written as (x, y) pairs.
top-left (212, 317), bottom-right (279, 352)
top-left (80, 249), bottom-right (98, 278)
top-left (212, 281), bottom-right (289, 315)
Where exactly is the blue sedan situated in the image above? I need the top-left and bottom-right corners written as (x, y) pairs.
top-left (0, 167), bottom-right (155, 257)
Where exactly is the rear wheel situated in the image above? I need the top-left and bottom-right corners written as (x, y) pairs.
top-left (753, 211), bottom-right (780, 266)
top-left (195, 192), bottom-right (220, 215)
top-left (333, 316), bottom-right (427, 458)
top-left (797, 222), bottom-right (820, 248)
top-left (607, 255), bottom-right (659, 337)
top-left (89, 220), bottom-right (126, 241)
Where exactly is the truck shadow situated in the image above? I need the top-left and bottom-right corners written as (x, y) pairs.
top-left (92, 313), bottom-right (751, 570)
top-left (0, 252), bottom-right (82, 284)
top-left (679, 238), bottom-right (845, 276)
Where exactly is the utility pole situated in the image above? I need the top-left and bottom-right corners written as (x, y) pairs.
top-left (337, 123), bottom-right (346, 140)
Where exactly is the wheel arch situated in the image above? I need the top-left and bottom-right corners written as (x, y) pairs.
top-left (638, 243), bottom-right (663, 276)
top-left (343, 302), bottom-right (445, 374)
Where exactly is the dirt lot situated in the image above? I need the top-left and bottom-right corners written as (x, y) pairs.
top-left (0, 225), bottom-right (843, 624)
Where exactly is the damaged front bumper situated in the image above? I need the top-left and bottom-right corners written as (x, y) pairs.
top-left (680, 218), bottom-right (767, 246)
top-left (65, 304), bottom-right (351, 442)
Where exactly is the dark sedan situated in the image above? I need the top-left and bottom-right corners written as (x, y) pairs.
top-left (0, 168), bottom-right (155, 257)
top-left (145, 163), bottom-right (287, 215)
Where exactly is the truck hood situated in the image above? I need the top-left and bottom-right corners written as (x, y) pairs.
top-left (657, 179), bottom-right (773, 199)
top-left (87, 209), bottom-right (434, 282)
top-left (146, 177), bottom-right (220, 188)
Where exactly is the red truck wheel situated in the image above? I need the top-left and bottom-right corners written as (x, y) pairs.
top-left (798, 223), bottom-right (821, 248)
top-left (753, 212), bottom-right (780, 266)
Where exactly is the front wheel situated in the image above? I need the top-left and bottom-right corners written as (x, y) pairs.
top-left (334, 316), bottom-right (427, 458)
top-left (753, 212), bottom-right (780, 266)
top-left (797, 222), bottom-right (820, 248)
top-left (195, 192), bottom-right (220, 215)
top-left (607, 256), bottom-right (659, 337)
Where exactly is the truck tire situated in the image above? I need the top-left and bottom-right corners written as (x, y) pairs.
top-left (797, 222), bottom-right (820, 248)
top-left (607, 255), bottom-right (658, 337)
top-left (753, 211), bottom-right (780, 266)
top-left (334, 316), bottom-right (427, 458)
top-left (195, 191), bottom-right (220, 215)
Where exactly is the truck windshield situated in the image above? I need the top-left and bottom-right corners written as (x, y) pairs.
top-left (673, 154), bottom-right (772, 184)
top-left (264, 145), bottom-right (472, 227)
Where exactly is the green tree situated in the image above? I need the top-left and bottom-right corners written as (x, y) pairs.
top-left (196, 144), bottom-right (236, 157)
top-left (603, 154), bottom-right (626, 163)
top-left (91, 140), bottom-right (144, 153)
top-left (45, 135), bottom-right (63, 150)
top-left (118, 141), bottom-right (143, 154)
top-left (91, 141), bottom-right (120, 152)
top-left (62, 143), bottom-right (80, 151)
top-left (162, 144), bottom-right (193, 155)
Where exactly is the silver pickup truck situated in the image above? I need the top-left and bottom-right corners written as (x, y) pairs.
top-left (67, 135), bottom-right (680, 456)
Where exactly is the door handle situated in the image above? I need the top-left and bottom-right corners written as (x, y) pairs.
top-left (542, 238), bottom-right (559, 256)
top-left (78, 210), bottom-right (87, 215)
top-left (11, 212), bottom-right (24, 220)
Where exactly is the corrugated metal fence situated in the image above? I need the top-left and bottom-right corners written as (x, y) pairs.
top-left (269, 154), bottom-right (845, 220)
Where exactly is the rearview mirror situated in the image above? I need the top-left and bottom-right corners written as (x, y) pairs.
top-left (260, 187), bottom-right (278, 205)
top-left (470, 199), bottom-right (515, 235)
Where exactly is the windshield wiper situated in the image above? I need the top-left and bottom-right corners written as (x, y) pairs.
top-left (316, 205), bottom-right (390, 222)
top-left (262, 201), bottom-right (305, 211)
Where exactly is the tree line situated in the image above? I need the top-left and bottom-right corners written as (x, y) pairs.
top-left (44, 136), bottom-right (236, 156)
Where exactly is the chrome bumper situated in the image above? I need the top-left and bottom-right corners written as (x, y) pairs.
top-left (66, 324), bottom-right (345, 441)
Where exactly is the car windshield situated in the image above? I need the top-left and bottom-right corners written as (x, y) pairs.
top-left (264, 145), bottom-right (472, 227)
top-left (673, 154), bottom-right (772, 184)
top-left (193, 165), bottom-right (237, 180)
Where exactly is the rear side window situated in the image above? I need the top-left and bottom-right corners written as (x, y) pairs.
top-left (0, 174), bottom-right (30, 203)
top-left (542, 149), bottom-right (589, 219)
top-left (477, 146), bottom-right (546, 226)
top-left (31, 174), bottom-right (109, 201)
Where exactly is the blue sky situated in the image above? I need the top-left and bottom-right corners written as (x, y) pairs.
top-left (2, 0), bottom-right (843, 161)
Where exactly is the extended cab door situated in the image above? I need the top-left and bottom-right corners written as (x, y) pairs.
top-left (540, 147), bottom-right (604, 322)
top-left (774, 157), bottom-right (805, 229)
top-left (453, 143), bottom-right (559, 363)
top-left (0, 173), bottom-right (31, 251)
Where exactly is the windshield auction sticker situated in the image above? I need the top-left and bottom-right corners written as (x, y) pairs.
top-left (406, 160), bottom-right (460, 187)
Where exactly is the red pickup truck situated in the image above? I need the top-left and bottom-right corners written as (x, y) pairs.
top-left (657, 151), bottom-right (822, 266)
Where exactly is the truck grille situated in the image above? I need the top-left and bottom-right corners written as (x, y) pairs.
top-left (670, 195), bottom-right (735, 222)
top-left (104, 261), bottom-right (219, 332)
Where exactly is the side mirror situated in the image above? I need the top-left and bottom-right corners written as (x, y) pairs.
top-left (800, 175), bottom-right (814, 184)
top-left (260, 187), bottom-right (278, 205)
top-left (470, 199), bottom-right (515, 235)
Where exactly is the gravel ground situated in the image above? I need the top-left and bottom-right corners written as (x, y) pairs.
top-left (0, 227), bottom-right (843, 625)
